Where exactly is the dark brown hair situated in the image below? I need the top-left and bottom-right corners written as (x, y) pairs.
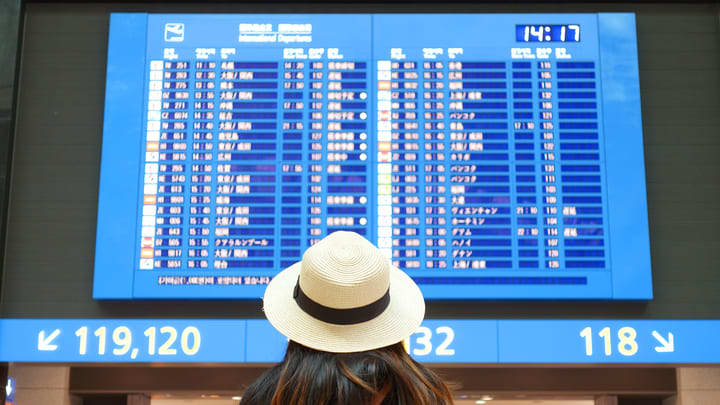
top-left (240, 340), bottom-right (454, 405)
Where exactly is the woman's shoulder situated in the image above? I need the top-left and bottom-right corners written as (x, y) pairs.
top-left (239, 365), bottom-right (282, 405)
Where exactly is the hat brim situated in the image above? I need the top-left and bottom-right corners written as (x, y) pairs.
top-left (263, 261), bottom-right (425, 353)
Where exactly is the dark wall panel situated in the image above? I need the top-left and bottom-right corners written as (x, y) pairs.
top-left (0, 0), bottom-right (22, 304)
top-left (69, 366), bottom-right (677, 395)
top-left (2, 3), bottom-right (719, 319)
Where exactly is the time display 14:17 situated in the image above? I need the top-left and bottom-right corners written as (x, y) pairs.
top-left (516, 24), bottom-right (580, 42)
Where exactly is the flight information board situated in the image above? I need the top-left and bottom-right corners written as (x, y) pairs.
top-left (94, 13), bottom-right (652, 299)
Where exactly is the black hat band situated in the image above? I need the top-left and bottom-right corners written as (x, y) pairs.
top-left (293, 278), bottom-right (391, 325)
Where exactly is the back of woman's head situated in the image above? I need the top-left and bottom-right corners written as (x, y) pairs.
top-left (244, 232), bottom-right (454, 404)
top-left (243, 340), bottom-right (453, 405)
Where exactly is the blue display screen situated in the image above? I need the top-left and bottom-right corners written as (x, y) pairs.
top-left (94, 13), bottom-right (652, 299)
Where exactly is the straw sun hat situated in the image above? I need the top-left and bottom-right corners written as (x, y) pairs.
top-left (263, 231), bottom-right (425, 353)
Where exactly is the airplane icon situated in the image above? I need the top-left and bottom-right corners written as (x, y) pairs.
top-left (164, 23), bottom-right (184, 42)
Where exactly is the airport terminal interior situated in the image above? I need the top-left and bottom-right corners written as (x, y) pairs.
top-left (1, 1), bottom-right (719, 405)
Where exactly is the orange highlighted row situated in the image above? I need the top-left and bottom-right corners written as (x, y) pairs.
top-left (146, 142), bottom-right (159, 151)
top-left (143, 195), bottom-right (157, 205)
top-left (377, 81), bottom-right (391, 90)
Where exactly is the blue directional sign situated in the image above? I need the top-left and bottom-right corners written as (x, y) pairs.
top-left (0, 319), bottom-right (245, 363)
top-left (498, 320), bottom-right (720, 363)
top-left (404, 320), bottom-right (498, 363)
top-left (1, 319), bottom-right (719, 364)
top-left (245, 319), bottom-right (289, 362)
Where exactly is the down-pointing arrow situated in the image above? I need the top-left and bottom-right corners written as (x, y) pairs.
top-left (38, 329), bottom-right (61, 351)
top-left (652, 330), bottom-right (674, 353)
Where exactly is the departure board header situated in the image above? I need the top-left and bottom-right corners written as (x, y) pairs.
top-left (94, 13), bottom-right (652, 300)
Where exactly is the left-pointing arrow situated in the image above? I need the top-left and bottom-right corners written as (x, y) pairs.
top-left (38, 329), bottom-right (61, 351)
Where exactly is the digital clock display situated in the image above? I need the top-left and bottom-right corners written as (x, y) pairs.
top-left (517, 25), bottom-right (581, 42)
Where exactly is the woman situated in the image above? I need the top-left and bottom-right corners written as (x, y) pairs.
top-left (240, 231), bottom-right (454, 405)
